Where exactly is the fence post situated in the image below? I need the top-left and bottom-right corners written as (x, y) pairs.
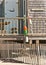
top-left (36, 40), bottom-right (40, 65)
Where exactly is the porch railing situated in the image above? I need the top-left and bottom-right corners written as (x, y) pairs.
top-left (0, 17), bottom-right (46, 35)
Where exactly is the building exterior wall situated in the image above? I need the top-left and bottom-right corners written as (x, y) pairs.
top-left (0, 0), bottom-right (19, 34)
top-left (27, 0), bottom-right (46, 33)
top-left (0, 0), bottom-right (5, 30)
top-left (0, 0), bottom-right (46, 34)
top-left (4, 0), bottom-right (18, 34)
top-left (0, 0), bottom-right (5, 17)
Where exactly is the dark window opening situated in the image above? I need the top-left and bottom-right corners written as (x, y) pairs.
top-left (32, 40), bottom-right (36, 44)
top-left (39, 40), bottom-right (46, 44)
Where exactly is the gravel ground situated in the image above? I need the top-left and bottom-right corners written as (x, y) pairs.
top-left (0, 56), bottom-right (46, 65)
top-left (0, 60), bottom-right (28, 65)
